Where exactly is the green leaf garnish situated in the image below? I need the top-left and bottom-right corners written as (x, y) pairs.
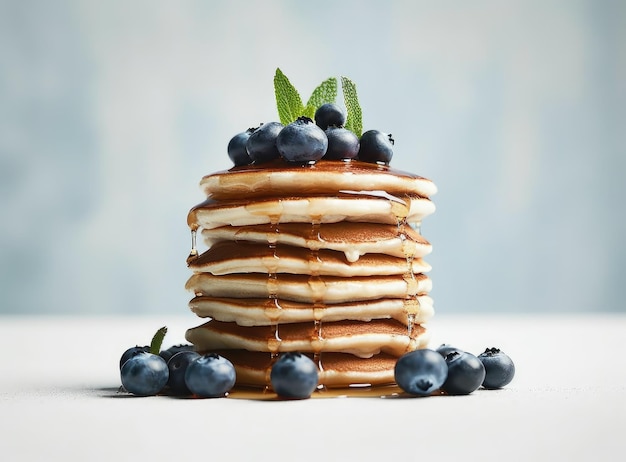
top-left (149, 326), bottom-right (168, 355)
top-left (274, 68), bottom-right (304, 125)
top-left (341, 76), bottom-right (362, 137)
top-left (302, 77), bottom-right (337, 119)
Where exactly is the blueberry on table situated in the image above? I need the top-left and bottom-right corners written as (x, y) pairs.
top-left (441, 351), bottom-right (486, 395)
top-left (435, 344), bottom-right (464, 358)
top-left (159, 344), bottom-right (194, 363)
top-left (270, 352), bottom-right (319, 399)
top-left (276, 117), bottom-right (328, 163)
top-left (120, 352), bottom-right (169, 396)
top-left (119, 345), bottom-right (150, 369)
top-left (184, 353), bottom-right (236, 398)
top-left (324, 126), bottom-right (360, 160)
top-left (478, 348), bottom-right (515, 389)
top-left (227, 128), bottom-right (255, 166)
top-left (358, 130), bottom-right (394, 164)
top-left (246, 122), bottom-right (284, 164)
top-left (394, 349), bottom-right (448, 396)
top-left (167, 350), bottom-right (201, 395)
top-left (314, 103), bottom-right (346, 130)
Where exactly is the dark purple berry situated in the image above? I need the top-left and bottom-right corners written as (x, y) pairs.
top-left (270, 352), bottom-right (319, 399)
top-left (184, 353), bottom-right (236, 398)
top-left (276, 117), bottom-right (328, 163)
top-left (478, 348), bottom-right (515, 389)
top-left (120, 352), bottom-right (169, 396)
top-left (441, 351), bottom-right (485, 395)
top-left (358, 130), bottom-right (394, 164)
top-left (394, 349), bottom-right (448, 396)
top-left (120, 345), bottom-right (149, 369)
top-left (159, 344), bottom-right (194, 363)
top-left (314, 103), bottom-right (346, 130)
top-left (246, 122), bottom-right (284, 163)
top-left (436, 344), bottom-right (464, 358)
top-left (227, 128), bottom-right (255, 166)
top-left (324, 127), bottom-right (360, 160)
top-left (167, 350), bottom-right (201, 395)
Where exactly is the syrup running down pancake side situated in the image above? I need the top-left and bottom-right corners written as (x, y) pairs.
top-left (185, 159), bottom-right (436, 392)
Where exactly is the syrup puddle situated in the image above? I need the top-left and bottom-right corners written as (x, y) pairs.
top-left (226, 384), bottom-right (405, 400)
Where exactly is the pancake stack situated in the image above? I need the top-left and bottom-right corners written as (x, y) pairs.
top-left (185, 159), bottom-right (437, 388)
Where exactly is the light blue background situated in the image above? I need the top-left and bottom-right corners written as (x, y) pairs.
top-left (1, 0), bottom-right (624, 315)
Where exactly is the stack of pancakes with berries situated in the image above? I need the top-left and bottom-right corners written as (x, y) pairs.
top-left (184, 71), bottom-right (437, 389)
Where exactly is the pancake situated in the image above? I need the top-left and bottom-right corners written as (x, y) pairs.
top-left (185, 319), bottom-right (428, 358)
top-left (201, 222), bottom-right (432, 262)
top-left (189, 295), bottom-right (434, 326)
top-left (185, 272), bottom-right (432, 303)
top-left (187, 193), bottom-right (435, 230)
top-left (199, 159), bottom-right (438, 200)
top-left (189, 241), bottom-right (431, 276)
top-left (208, 350), bottom-right (403, 388)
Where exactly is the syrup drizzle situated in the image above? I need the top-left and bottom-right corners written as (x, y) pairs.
top-left (265, 215), bottom-right (282, 387)
top-left (392, 196), bottom-right (420, 339)
top-left (187, 228), bottom-right (198, 263)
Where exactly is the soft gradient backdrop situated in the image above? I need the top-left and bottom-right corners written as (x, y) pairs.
top-left (1, 0), bottom-right (624, 315)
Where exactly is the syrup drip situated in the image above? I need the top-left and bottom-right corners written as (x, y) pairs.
top-left (265, 216), bottom-right (282, 387)
top-left (395, 212), bottom-right (420, 338)
top-left (187, 229), bottom-right (198, 262)
top-left (410, 221), bottom-right (422, 235)
top-left (268, 324), bottom-right (281, 353)
top-left (267, 218), bottom-right (280, 298)
top-left (264, 352), bottom-right (281, 388)
top-left (308, 219), bottom-right (323, 276)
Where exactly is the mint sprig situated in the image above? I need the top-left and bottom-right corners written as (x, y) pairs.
top-left (302, 77), bottom-right (337, 119)
top-left (274, 68), bottom-right (304, 125)
top-left (273, 69), bottom-right (362, 136)
top-left (149, 326), bottom-right (168, 355)
top-left (341, 76), bottom-right (362, 137)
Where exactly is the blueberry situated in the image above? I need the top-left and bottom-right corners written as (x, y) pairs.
top-left (276, 117), bottom-right (328, 163)
top-left (270, 352), bottom-right (319, 399)
top-left (324, 127), bottom-right (360, 160)
top-left (184, 353), bottom-right (236, 398)
top-left (120, 352), bottom-right (169, 396)
top-left (478, 348), bottom-right (515, 389)
top-left (441, 351), bottom-right (486, 395)
top-left (159, 344), bottom-right (194, 364)
top-left (246, 122), bottom-right (284, 163)
top-left (435, 344), bottom-right (464, 358)
top-left (167, 350), bottom-right (201, 395)
top-left (314, 103), bottom-right (346, 130)
top-left (119, 345), bottom-right (149, 369)
top-left (394, 349), bottom-right (448, 396)
top-left (227, 128), bottom-right (255, 166)
top-left (358, 130), bottom-right (394, 164)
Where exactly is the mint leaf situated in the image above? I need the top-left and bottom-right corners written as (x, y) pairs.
top-left (149, 326), bottom-right (168, 355)
top-left (274, 68), bottom-right (304, 125)
top-left (302, 77), bottom-right (337, 119)
top-left (341, 76), bottom-right (362, 137)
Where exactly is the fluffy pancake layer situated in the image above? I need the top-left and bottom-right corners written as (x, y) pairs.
top-left (187, 319), bottom-right (427, 358)
top-left (201, 222), bottom-right (431, 262)
top-left (189, 241), bottom-right (431, 277)
top-left (199, 159), bottom-right (438, 200)
top-left (206, 350), bottom-right (405, 388)
top-left (185, 159), bottom-right (436, 389)
top-left (188, 194), bottom-right (435, 230)
top-left (185, 273), bottom-right (432, 303)
top-left (188, 295), bottom-right (434, 326)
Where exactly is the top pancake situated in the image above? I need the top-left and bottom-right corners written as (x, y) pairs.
top-left (200, 159), bottom-right (438, 200)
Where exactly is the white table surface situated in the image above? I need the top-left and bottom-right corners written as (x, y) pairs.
top-left (1, 313), bottom-right (624, 462)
